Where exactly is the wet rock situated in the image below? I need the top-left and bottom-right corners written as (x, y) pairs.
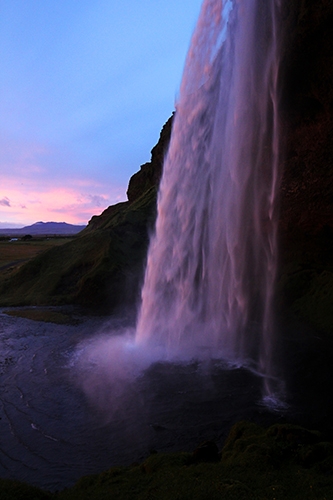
top-left (277, 0), bottom-right (333, 335)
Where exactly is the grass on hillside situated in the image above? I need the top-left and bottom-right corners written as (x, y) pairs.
top-left (0, 233), bottom-right (109, 307)
top-left (0, 238), bottom-right (75, 275)
top-left (0, 188), bottom-right (157, 311)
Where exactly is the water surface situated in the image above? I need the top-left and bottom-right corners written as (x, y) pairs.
top-left (0, 311), bottom-right (284, 491)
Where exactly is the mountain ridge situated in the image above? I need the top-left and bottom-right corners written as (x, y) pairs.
top-left (0, 221), bottom-right (86, 236)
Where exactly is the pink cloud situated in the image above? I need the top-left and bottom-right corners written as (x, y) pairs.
top-left (0, 134), bottom-right (129, 225)
top-left (0, 177), bottom-right (125, 226)
top-left (0, 135), bottom-right (127, 225)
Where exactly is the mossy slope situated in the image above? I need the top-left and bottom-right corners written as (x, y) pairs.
top-left (0, 188), bottom-right (157, 312)
top-left (2, 421), bottom-right (333, 499)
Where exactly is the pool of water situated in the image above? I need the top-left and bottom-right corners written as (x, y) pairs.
top-left (0, 310), bottom-right (331, 491)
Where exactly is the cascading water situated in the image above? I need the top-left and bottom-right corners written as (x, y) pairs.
top-left (136, 0), bottom-right (283, 400)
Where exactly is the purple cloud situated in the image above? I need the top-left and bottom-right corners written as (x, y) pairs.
top-left (88, 194), bottom-right (108, 207)
top-left (0, 197), bottom-right (11, 207)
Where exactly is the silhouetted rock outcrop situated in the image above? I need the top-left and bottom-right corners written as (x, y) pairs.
top-left (126, 114), bottom-right (174, 202)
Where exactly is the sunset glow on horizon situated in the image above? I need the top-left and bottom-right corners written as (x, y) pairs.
top-left (0, 0), bottom-right (202, 227)
top-left (0, 178), bottom-right (124, 227)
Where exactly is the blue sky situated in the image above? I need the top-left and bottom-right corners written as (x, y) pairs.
top-left (0, 0), bottom-right (203, 227)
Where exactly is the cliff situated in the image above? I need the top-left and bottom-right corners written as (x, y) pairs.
top-left (277, 0), bottom-right (333, 336)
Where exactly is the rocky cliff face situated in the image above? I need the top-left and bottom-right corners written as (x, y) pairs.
top-left (280, 0), bottom-right (333, 234)
top-left (276, 0), bottom-right (333, 336)
top-left (126, 114), bottom-right (174, 203)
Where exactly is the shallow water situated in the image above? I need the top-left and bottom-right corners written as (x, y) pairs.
top-left (0, 311), bottom-right (288, 491)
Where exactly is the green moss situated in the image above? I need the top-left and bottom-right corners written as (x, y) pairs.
top-left (2, 422), bottom-right (333, 499)
top-left (277, 252), bottom-right (333, 339)
top-left (277, 225), bottom-right (333, 339)
top-left (0, 478), bottom-right (51, 500)
top-left (53, 422), bottom-right (333, 499)
top-left (291, 270), bottom-right (333, 335)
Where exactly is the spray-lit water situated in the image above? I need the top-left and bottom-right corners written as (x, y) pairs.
top-left (137, 0), bottom-right (283, 398)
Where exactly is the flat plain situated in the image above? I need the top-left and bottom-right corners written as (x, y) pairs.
top-left (0, 238), bottom-right (74, 276)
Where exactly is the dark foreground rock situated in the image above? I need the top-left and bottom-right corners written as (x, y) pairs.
top-left (2, 421), bottom-right (333, 499)
top-left (277, 0), bottom-right (333, 337)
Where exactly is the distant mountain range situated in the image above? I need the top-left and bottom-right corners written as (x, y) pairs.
top-left (0, 221), bottom-right (86, 236)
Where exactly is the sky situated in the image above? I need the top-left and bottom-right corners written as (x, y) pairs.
top-left (0, 0), bottom-right (203, 227)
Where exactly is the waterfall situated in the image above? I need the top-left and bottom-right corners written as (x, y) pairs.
top-left (136, 0), bottom-right (283, 399)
